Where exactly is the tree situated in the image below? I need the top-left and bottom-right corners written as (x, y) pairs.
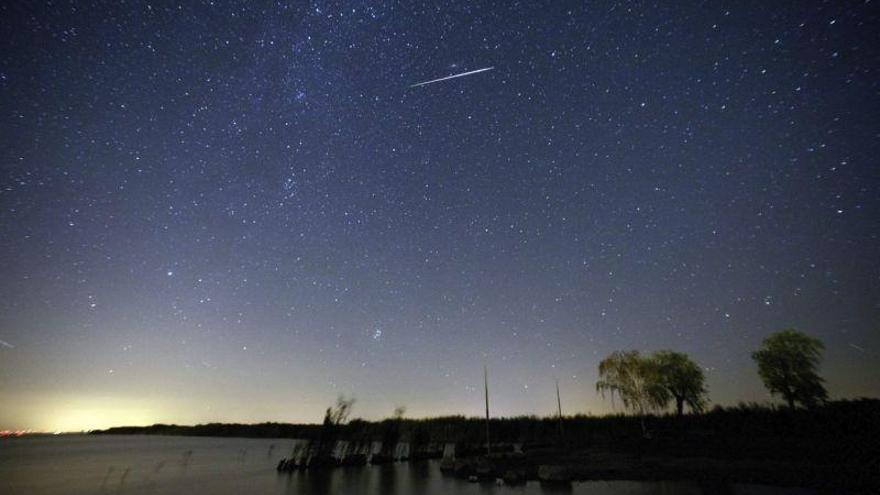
top-left (316, 395), bottom-right (356, 456)
top-left (752, 329), bottom-right (828, 408)
top-left (379, 406), bottom-right (406, 461)
top-left (596, 351), bottom-right (668, 436)
top-left (392, 406), bottom-right (406, 420)
top-left (323, 395), bottom-right (356, 425)
top-left (652, 350), bottom-right (708, 416)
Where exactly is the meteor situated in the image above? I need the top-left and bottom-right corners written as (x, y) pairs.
top-left (410, 66), bottom-right (494, 88)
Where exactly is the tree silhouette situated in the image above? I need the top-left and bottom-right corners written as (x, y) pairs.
top-left (752, 329), bottom-right (828, 408)
top-left (596, 350), bottom-right (668, 436)
top-left (315, 395), bottom-right (356, 458)
top-left (324, 395), bottom-right (356, 425)
top-left (652, 350), bottom-right (708, 416)
top-left (378, 406), bottom-right (406, 461)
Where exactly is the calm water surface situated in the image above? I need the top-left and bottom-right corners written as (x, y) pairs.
top-left (1, 435), bottom-right (819, 495)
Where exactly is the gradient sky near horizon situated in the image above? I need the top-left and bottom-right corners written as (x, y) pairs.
top-left (1, 1), bottom-right (878, 432)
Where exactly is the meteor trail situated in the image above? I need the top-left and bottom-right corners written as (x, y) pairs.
top-left (410, 66), bottom-right (494, 88)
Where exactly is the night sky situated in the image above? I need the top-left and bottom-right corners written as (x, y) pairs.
top-left (1, 1), bottom-right (878, 432)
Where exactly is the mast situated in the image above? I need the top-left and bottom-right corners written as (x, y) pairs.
top-left (556, 379), bottom-right (564, 444)
top-left (484, 365), bottom-right (491, 456)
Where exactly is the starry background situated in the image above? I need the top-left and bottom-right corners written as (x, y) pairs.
top-left (1, 1), bottom-right (878, 432)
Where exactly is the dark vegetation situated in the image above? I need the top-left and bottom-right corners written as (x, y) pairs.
top-left (92, 399), bottom-right (879, 462)
top-left (92, 402), bottom-right (879, 490)
top-left (93, 330), bottom-right (878, 489)
top-left (752, 329), bottom-right (829, 408)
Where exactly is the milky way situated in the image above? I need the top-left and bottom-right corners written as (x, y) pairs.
top-left (1, 1), bottom-right (878, 431)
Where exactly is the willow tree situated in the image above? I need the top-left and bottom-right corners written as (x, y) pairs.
top-left (596, 351), bottom-right (668, 436)
top-left (752, 329), bottom-right (828, 408)
top-left (652, 350), bottom-right (708, 416)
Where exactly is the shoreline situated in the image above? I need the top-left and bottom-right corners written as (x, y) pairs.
top-left (9, 433), bottom-right (875, 491)
top-left (78, 399), bottom-right (880, 492)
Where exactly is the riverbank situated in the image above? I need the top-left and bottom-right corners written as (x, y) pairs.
top-left (4, 435), bottom-right (829, 495)
top-left (91, 399), bottom-right (880, 492)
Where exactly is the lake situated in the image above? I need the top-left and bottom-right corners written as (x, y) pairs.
top-left (0, 435), bottom-right (819, 494)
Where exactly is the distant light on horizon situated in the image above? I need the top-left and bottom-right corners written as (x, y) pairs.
top-left (43, 398), bottom-right (169, 433)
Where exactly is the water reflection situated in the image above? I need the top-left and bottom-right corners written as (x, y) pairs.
top-left (276, 460), bottom-right (722, 495)
top-left (2, 436), bottom-right (818, 495)
top-left (407, 460), bottom-right (431, 493)
top-left (275, 459), bottom-right (820, 495)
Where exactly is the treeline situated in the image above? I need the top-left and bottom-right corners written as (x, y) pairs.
top-left (93, 398), bottom-right (880, 465)
top-left (594, 329), bottom-right (830, 427)
top-left (93, 422), bottom-right (323, 439)
top-left (93, 329), bottom-right (875, 467)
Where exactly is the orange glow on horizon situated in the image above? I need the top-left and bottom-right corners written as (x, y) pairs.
top-left (41, 397), bottom-right (171, 433)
